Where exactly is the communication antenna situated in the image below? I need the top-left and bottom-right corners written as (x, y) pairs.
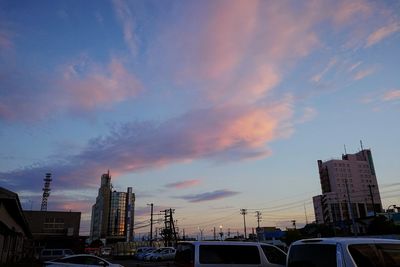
top-left (344, 144), bottom-right (347, 154)
top-left (360, 140), bottom-right (364, 151)
top-left (41, 173), bottom-right (52, 211)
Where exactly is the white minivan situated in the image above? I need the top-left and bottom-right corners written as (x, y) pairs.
top-left (287, 237), bottom-right (400, 267)
top-left (175, 241), bottom-right (286, 267)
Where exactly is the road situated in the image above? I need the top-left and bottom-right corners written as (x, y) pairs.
top-left (111, 258), bottom-right (176, 267)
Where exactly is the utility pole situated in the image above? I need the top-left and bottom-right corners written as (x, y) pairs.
top-left (240, 209), bottom-right (247, 239)
top-left (345, 179), bottom-right (358, 236)
top-left (255, 211), bottom-right (262, 229)
top-left (368, 184), bottom-right (376, 217)
top-left (213, 227), bottom-right (216, 240)
top-left (149, 203), bottom-right (154, 246)
top-left (304, 203), bottom-right (309, 224)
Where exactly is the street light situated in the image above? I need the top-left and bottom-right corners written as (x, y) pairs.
top-left (219, 225), bottom-right (223, 241)
top-left (387, 205), bottom-right (398, 221)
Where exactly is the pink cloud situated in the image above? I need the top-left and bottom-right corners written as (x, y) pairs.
top-left (366, 22), bottom-right (400, 47)
top-left (1, 100), bottom-right (293, 191)
top-left (0, 57), bottom-right (142, 122)
top-left (165, 179), bottom-right (201, 189)
top-left (0, 29), bottom-right (13, 50)
top-left (332, 0), bottom-right (372, 26)
top-left (62, 57), bottom-right (142, 110)
top-left (382, 89), bottom-right (400, 102)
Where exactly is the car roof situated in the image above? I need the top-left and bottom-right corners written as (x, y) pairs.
top-left (178, 241), bottom-right (272, 246)
top-left (291, 237), bottom-right (400, 246)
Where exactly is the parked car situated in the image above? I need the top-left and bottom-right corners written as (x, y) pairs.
top-left (144, 247), bottom-right (176, 261)
top-left (136, 247), bottom-right (157, 260)
top-left (100, 247), bottom-right (112, 257)
top-left (287, 237), bottom-right (400, 267)
top-left (44, 254), bottom-right (124, 267)
top-left (40, 249), bottom-right (74, 262)
top-left (175, 241), bottom-right (286, 267)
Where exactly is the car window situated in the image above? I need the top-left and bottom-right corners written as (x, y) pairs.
top-left (348, 244), bottom-right (381, 267)
top-left (376, 244), bottom-right (400, 267)
top-left (261, 245), bottom-right (286, 265)
top-left (53, 250), bottom-right (63, 256)
top-left (199, 245), bottom-right (261, 264)
top-left (288, 244), bottom-right (336, 267)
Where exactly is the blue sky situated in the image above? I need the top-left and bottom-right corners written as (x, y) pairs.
top-left (0, 0), bottom-right (399, 237)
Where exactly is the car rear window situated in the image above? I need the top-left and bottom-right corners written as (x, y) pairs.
top-left (199, 245), bottom-right (260, 264)
top-left (288, 244), bottom-right (336, 267)
top-left (348, 244), bottom-right (381, 267)
top-left (376, 244), bottom-right (400, 266)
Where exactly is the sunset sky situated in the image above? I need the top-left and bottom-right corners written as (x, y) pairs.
top-left (1, 0), bottom-right (399, 237)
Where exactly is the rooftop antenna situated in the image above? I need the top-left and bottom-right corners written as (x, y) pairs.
top-left (344, 144), bottom-right (347, 154)
top-left (41, 173), bottom-right (52, 211)
top-left (360, 140), bottom-right (364, 151)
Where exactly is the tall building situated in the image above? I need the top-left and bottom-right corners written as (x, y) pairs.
top-left (313, 148), bottom-right (382, 227)
top-left (90, 171), bottom-right (135, 243)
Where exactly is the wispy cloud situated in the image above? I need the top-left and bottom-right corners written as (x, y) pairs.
top-left (353, 67), bottom-right (376, 80)
top-left (348, 61), bottom-right (362, 72)
top-left (176, 189), bottom-right (240, 203)
top-left (297, 107), bottom-right (317, 124)
top-left (311, 58), bottom-right (337, 83)
top-left (382, 89), bottom-right (400, 102)
top-left (366, 22), bottom-right (400, 47)
top-left (112, 0), bottom-right (138, 56)
top-left (165, 179), bottom-right (201, 189)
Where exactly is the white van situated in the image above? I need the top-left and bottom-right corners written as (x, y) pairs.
top-left (287, 237), bottom-right (400, 267)
top-left (40, 248), bottom-right (74, 262)
top-left (175, 241), bottom-right (286, 267)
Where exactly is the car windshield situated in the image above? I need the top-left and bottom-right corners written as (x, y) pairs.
top-left (288, 244), bottom-right (336, 267)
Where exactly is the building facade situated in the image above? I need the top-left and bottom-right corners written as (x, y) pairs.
top-left (24, 210), bottom-right (81, 256)
top-left (90, 171), bottom-right (135, 243)
top-left (313, 149), bottom-right (382, 227)
top-left (0, 187), bottom-right (31, 264)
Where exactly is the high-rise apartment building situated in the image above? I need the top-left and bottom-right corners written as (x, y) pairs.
top-left (90, 171), bottom-right (135, 243)
top-left (313, 149), bottom-right (382, 226)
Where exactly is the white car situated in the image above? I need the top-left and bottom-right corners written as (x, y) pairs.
top-left (44, 254), bottom-right (124, 267)
top-left (175, 241), bottom-right (286, 267)
top-left (136, 247), bottom-right (157, 260)
top-left (145, 247), bottom-right (176, 261)
top-left (287, 237), bottom-right (400, 267)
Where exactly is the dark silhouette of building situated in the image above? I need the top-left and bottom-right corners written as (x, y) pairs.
top-left (0, 187), bottom-right (31, 264)
top-left (24, 210), bottom-right (81, 257)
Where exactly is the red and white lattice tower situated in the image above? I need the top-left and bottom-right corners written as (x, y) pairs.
top-left (40, 173), bottom-right (52, 211)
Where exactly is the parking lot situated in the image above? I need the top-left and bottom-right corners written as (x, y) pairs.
top-left (111, 258), bottom-right (175, 267)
